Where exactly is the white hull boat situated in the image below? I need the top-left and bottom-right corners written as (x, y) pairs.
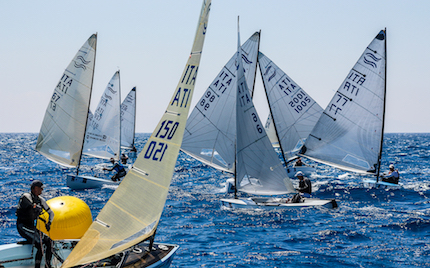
top-left (66, 174), bottom-right (119, 190)
top-left (0, 241), bottom-right (178, 268)
top-left (362, 178), bottom-right (400, 189)
top-left (221, 196), bottom-right (337, 209)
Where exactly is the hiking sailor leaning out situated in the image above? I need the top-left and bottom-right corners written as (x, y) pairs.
top-left (16, 180), bottom-right (54, 268)
top-left (103, 157), bottom-right (127, 182)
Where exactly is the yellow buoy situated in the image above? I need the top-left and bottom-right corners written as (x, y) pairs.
top-left (37, 196), bottom-right (92, 240)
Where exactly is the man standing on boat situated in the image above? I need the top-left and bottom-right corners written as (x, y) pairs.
top-left (381, 164), bottom-right (400, 184)
top-left (103, 158), bottom-right (126, 181)
top-left (296, 171), bottom-right (312, 197)
top-left (16, 180), bottom-right (54, 268)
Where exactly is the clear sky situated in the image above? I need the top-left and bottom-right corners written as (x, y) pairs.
top-left (1, 0), bottom-right (429, 133)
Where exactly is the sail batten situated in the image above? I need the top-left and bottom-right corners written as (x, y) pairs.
top-left (301, 30), bottom-right (386, 173)
top-left (62, 1), bottom-right (211, 267)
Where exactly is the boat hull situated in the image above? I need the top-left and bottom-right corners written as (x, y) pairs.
top-left (285, 166), bottom-right (315, 178)
top-left (66, 174), bottom-right (119, 190)
top-left (0, 241), bottom-right (179, 268)
top-left (220, 196), bottom-right (337, 209)
top-left (363, 179), bottom-right (400, 189)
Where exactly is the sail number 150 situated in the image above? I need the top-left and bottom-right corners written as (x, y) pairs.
top-left (144, 120), bottom-right (179, 162)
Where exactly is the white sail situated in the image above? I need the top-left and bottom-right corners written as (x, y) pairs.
top-left (82, 71), bottom-right (121, 160)
top-left (181, 32), bottom-right (260, 173)
top-left (36, 34), bottom-right (97, 168)
top-left (62, 1), bottom-right (211, 267)
top-left (235, 22), bottom-right (294, 196)
top-left (259, 52), bottom-right (323, 160)
top-left (120, 87), bottom-right (137, 149)
top-left (264, 113), bottom-right (280, 147)
top-left (300, 30), bottom-right (387, 174)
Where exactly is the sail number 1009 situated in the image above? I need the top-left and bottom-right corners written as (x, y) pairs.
top-left (144, 120), bottom-right (179, 162)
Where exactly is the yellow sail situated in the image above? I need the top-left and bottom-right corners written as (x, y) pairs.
top-left (62, 1), bottom-right (211, 267)
top-left (36, 35), bottom-right (97, 167)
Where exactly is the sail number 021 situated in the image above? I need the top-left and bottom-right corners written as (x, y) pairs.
top-left (144, 120), bottom-right (179, 162)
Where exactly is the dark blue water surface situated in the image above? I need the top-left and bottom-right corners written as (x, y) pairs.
top-left (0, 133), bottom-right (429, 267)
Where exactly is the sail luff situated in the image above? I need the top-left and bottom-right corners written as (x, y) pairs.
top-left (259, 57), bottom-right (287, 165)
top-left (77, 34), bottom-right (97, 175)
top-left (120, 87), bottom-right (137, 149)
top-left (35, 34), bottom-right (97, 169)
top-left (62, 1), bottom-right (211, 267)
top-left (376, 28), bottom-right (387, 182)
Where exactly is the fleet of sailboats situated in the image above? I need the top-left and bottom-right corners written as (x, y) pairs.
top-left (0, 1), bottom-right (399, 266)
top-left (0, 0), bottom-right (211, 267)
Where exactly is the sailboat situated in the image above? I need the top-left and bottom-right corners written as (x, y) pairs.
top-left (67, 71), bottom-right (123, 190)
top-left (298, 29), bottom-right (397, 188)
top-left (181, 31), bottom-right (261, 174)
top-left (258, 51), bottom-right (323, 177)
top-left (0, 0), bottom-right (211, 267)
top-left (220, 20), bottom-right (337, 209)
top-left (120, 87), bottom-right (137, 152)
top-left (36, 34), bottom-right (97, 170)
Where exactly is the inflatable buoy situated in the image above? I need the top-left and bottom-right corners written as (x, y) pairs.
top-left (37, 196), bottom-right (92, 240)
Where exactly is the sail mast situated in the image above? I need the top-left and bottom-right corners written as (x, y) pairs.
top-left (132, 87), bottom-right (136, 149)
top-left (260, 61), bottom-right (288, 166)
top-left (118, 70), bottom-right (122, 160)
top-left (76, 33), bottom-right (97, 176)
top-left (376, 28), bottom-right (387, 182)
top-left (249, 30), bottom-right (261, 99)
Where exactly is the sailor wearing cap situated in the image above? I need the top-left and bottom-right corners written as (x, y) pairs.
top-left (296, 171), bottom-right (312, 197)
top-left (381, 164), bottom-right (400, 184)
top-left (16, 180), bottom-right (54, 268)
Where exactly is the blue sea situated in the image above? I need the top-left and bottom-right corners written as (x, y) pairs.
top-left (0, 133), bottom-right (429, 267)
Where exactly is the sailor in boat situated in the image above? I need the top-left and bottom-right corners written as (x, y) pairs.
top-left (130, 145), bottom-right (137, 153)
top-left (293, 157), bottom-right (308, 167)
top-left (120, 153), bottom-right (129, 165)
top-left (381, 164), bottom-right (400, 184)
top-left (16, 180), bottom-right (54, 268)
top-left (103, 157), bottom-right (127, 182)
top-left (296, 171), bottom-right (312, 197)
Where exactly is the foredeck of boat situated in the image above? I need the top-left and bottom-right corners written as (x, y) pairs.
top-left (123, 243), bottom-right (177, 268)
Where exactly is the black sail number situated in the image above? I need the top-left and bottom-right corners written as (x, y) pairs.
top-left (144, 141), bottom-right (168, 162)
top-left (251, 113), bottom-right (263, 133)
